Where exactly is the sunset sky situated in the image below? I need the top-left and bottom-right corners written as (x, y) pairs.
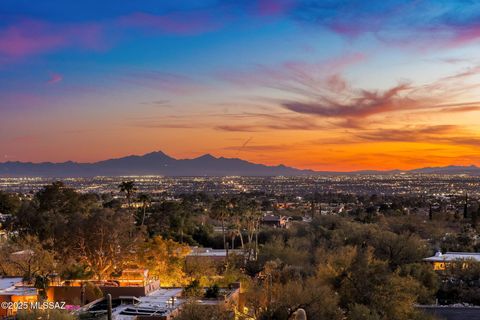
top-left (2, 0), bottom-right (480, 171)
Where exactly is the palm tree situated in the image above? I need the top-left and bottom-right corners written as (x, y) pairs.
top-left (234, 198), bottom-right (261, 261)
top-left (210, 199), bottom-right (230, 257)
top-left (244, 200), bottom-right (262, 261)
top-left (118, 181), bottom-right (136, 208)
top-left (137, 193), bottom-right (151, 226)
top-left (463, 193), bottom-right (469, 219)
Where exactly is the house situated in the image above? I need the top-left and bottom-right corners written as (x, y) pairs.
top-left (0, 277), bottom-right (38, 317)
top-left (46, 269), bottom-right (160, 306)
top-left (76, 284), bottom-right (241, 320)
top-left (261, 215), bottom-right (289, 228)
top-left (185, 247), bottom-right (245, 268)
top-left (424, 251), bottom-right (480, 271)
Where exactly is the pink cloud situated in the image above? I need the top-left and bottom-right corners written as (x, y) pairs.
top-left (376, 25), bottom-right (480, 52)
top-left (0, 19), bottom-right (106, 59)
top-left (280, 64), bottom-right (480, 120)
top-left (256, 0), bottom-right (295, 17)
top-left (119, 11), bottom-right (226, 35)
top-left (47, 73), bottom-right (63, 84)
top-left (444, 24), bottom-right (480, 48)
top-left (282, 83), bottom-right (416, 119)
top-left (0, 20), bottom-right (65, 57)
top-left (217, 52), bottom-right (366, 93)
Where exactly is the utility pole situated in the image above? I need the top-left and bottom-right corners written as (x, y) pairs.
top-left (464, 193), bottom-right (469, 219)
top-left (107, 294), bottom-right (112, 320)
top-left (81, 283), bottom-right (85, 306)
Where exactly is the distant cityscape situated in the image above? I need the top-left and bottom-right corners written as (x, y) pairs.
top-left (2, 174), bottom-right (480, 319)
top-left (1, 174), bottom-right (480, 197)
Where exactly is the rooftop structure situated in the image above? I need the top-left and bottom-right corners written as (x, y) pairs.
top-left (112, 288), bottom-right (183, 319)
top-left (0, 277), bottom-right (37, 297)
top-left (424, 252), bottom-right (480, 270)
top-left (0, 277), bottom-right (38, 317)
top-left (261, 215), bottom-right (290, 228)
top-left (78, 285), bottom-right (240, 320)
top-left (424, 252), bottom-right (480, 263)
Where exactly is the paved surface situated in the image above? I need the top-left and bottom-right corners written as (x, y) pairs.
top-left (421, 307), bottom-right (480, 320)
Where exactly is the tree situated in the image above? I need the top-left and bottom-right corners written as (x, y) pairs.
top-left (438, 260), bottom-right (480, 305)
top-left (16, 309), bottom-right (76, 320)
top-left (15, 182), bottom-right (83, 244)
top-left (0, 191), bottom-right (21, 215)
top-left (0, 235), bottom-right (56, 281)
top-left (472, 203), bottom-right (479, 229)
top-left (244, 263), bottom-right (342, 320)
top-left (210, 199), bottom-right (231, 257)
top-left (137, 193), bottom-right (151, 226)
top-left (145, 201), bottom-right (196, 243)
top-left (373, 231), bottom-right (428, 270)
top-left (175, 301), bottom-right (234, 320)
top-left (118, 181), bottom-right (136, 208)
top-left (232, 198), bottom-right (262, 261)
top-left (75, 208), bottom-right (139, 279)
top-left (183, 279), bottom-right (202, 297)
top-left (135, 236), bottom-right (190, 286)
top-left (244, 200), bottom-right (262, 261)
top-left (34, 274), bottom-right (50, 301)
top-left (316, 246), bottom-right (427, 320)
top-left (205, 284), bottom-right (220, 298)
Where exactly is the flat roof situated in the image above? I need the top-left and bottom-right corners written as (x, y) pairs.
top-left (0, 277), bottom-right (22, 290)
top-left (0, 278), bottom-right (37, 296)
top-left (112, 288), bottom-right (183, 320)
top-left (86, 286), bottom-right (238, 320)
top-left (187, 248), bottom-right (244, 257)
top-left (424, 252), bottom-right (480, 262)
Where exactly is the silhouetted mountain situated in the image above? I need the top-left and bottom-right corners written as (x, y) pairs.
top-left (0, 151), bottom-right (315, 177)
top-left (410, 165), bottom-right (480, 175)
top-left (0, 151), bottom-right (479, 177)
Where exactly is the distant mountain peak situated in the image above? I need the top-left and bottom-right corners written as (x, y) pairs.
top-left (143, 150), bottom-right (172, 159)
top-left (0, 151), bottom-right (479, 177)
top-left (194, 154), bottom-right (217, 160)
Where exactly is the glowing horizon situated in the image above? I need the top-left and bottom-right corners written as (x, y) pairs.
top-left (2, 1), bottom-right (480, 171)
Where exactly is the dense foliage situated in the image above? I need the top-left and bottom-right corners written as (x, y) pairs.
top-left (1, 182), bottom-right (480, 319)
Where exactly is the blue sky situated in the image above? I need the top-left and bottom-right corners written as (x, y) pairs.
top-left (2, 0), bottom-right (480, 170)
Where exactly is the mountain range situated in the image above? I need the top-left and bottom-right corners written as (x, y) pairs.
top-left (0, 151), bottom-right (479, 177)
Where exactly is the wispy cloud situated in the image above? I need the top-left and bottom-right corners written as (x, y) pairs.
top-left (282, 82), bottom-right (414, 119)
top-left (256, 0), bottom-right (297, 17)
top-left (128, 111), bottom-right (325, 132)
top-left (139, 100), bottom-right (171, 108)
top-left (47, 73), bottom-right (63, 84)
top-left (334, 125), bottom-right (480, 148)
top-left (215, 116), bottom-right (324, 132)
top-left (222, 143), bottom-right (300, 153)
top-left (118, 11), bottom-right (226, 36)
top-left (0, 19), bottom-right (106, 61)
top-left (291, 0), bottom-right (480, 49)
top-left (220, 53), bottom-right (480, 121)
top-left (117, 0), bottom-right (296, 36)
top-left (120, 71), bottom-right (207, 94)
top-left (218, 52), bottom-right (366, 91)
